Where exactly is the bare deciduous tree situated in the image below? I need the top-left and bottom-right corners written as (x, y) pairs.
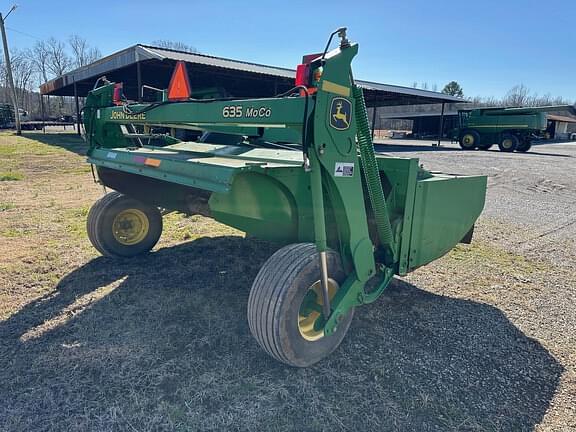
top-left (151, 40), bottom-right (197, 53)
top-left (32, 41), bottom-right (51, 83)
top-left (0, 48), bottom-right (35, 112)
top-left (11, 49), bottom-right (35, 110)
top-left (501, 85), bottom-right (570, 108)
top-left (45, 37), bottom-right (72, 77)
top-left (0, 34), bottom-right (106, 118)
top-left (44, 38), bottom-right (72, 114)
top-left (503, 84), bottom-right (530, 106)
top-left (69, 35), bottom-right (102, 68)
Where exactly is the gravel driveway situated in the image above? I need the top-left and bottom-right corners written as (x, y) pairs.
top-left (376, 139), bottom-right (576, 431)
top-left (377, 139), bottom-right (576, 239)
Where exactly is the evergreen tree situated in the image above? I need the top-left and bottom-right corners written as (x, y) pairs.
top-left (442, 81), bottom-right (464, 97)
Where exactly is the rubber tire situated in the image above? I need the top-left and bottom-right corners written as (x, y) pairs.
top-left (87, 191), bottom-right (162, 258)
top-left (477, 142), bottom-right (493, 150)
top-left (498, 134), bottom-right (519, 152)
top-left (516, 139), bottom-right (532, 152)
top-left (247, 243), bottom-right (354, 367)
top-left (459, 130), bottom-right (480, 150)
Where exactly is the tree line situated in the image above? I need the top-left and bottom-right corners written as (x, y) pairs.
top-left (0, 35), bottom-right (102, 119)
top-left (379, 80), bottom-right (575, 130)
top-left (416, 80), bottom-right (573, 108)
top-left (0, 37), bottom-right (203, 120)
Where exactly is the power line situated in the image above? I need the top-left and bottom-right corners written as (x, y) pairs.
top-left (6, 26), bottom-right (42, 41)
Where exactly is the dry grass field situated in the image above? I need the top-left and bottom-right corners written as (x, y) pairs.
top-left (1, 132), bottom-right (575, 431)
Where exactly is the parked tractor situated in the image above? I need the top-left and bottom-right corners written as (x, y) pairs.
top-left (82, 29), bottom-right (487, 366)
top-left (455, 105), bottom-right (576, 152)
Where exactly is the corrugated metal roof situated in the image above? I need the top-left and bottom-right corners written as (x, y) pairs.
top-left (40, 45), bottom-right (142, 94)
top-left (139, 45), bottom-right (463, 103)
top-left (548, 114), bottom-right (576, 123)
top-left (353, 79), bottom-right (462, 103)
top-left (40, 44), bottom-right (465, 105)
top-left (139, 45), bottom-right (296, 79)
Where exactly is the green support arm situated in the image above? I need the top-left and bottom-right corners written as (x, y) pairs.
top-left (85, 95), bottom-right (311, 150)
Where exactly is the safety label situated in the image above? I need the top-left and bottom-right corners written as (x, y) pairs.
top-left (334, 162), bottom-right (354, 177)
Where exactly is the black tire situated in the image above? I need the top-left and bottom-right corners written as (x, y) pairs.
top-left (87, 191), bottom-right (162, 258)
top-left (459, 130), bottom-right (480, 150)
top-left (498, 134), bottom-right (519, 152)
top-left (516, 139), bottom-right (532, 152)
top-left (477, 142), bottom-right (493, 150)
top-left (247, 243), bottom-right (354, 367)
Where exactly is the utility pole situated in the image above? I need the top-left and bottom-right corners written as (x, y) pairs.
top-left (0, 5), bottom-right (20, 135)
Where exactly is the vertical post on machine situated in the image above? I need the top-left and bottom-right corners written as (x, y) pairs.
top-left (308, 149), bottom-right (331, 318)
top-left (319, 250), bottom-right (330, 317)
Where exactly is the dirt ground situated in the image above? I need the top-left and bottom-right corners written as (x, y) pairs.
top-left (1, 132), bottom-right (575, 431)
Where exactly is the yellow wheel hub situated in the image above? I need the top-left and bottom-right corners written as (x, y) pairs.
top-left (112, 209), bottom-right (149, 246)
top-left (463, 134), bottom-right (475, 145)
top-left (298, 279), bottom-right (338, 341)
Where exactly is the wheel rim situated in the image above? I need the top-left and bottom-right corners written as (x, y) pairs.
top-left (462, 134), bottom-right (475, 147)
top-left (502, 138), bottom-right (513, 149)
top-left (112, 209), bottom-right (149, 245)
top-left (298, 279), bottom-right (338, 341)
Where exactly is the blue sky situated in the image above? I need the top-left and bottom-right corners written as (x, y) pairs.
top-left (4, 0), bottom-right (576, 101)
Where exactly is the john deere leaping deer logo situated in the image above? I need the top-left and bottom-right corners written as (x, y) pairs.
top-left (330, 97), bottom-right (352, 130)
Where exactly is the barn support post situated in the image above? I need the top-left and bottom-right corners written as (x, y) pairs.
top-left (436, 102), bottom-right (445, 147)
top-left (136, 60), bottom-right (143, 102)
top-left (73, 80), bottom-right (81, 136)
top-left (40, 93), bottom-right (45, 134)
top-left (371, 106), bottom-right (377, 140)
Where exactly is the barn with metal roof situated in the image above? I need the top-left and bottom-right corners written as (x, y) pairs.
top-left (39, 44), bottom-right (464, 135)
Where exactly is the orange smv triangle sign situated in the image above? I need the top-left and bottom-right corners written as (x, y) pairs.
top-left (167, 61), bottom-right (191, 101)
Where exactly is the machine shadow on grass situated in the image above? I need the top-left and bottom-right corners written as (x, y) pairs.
top-left (0, 236), bottom-right (563, 431)
top-left (21, 131), bottom-right (88, 156)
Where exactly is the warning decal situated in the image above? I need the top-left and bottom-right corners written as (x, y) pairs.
top-left (334, 162), bottom-right (354, 177)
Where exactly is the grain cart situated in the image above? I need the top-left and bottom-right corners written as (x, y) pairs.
top-left (456, 105), bottom-right (576, 152)
top-left (83, 29), bottom-right (487, 367)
